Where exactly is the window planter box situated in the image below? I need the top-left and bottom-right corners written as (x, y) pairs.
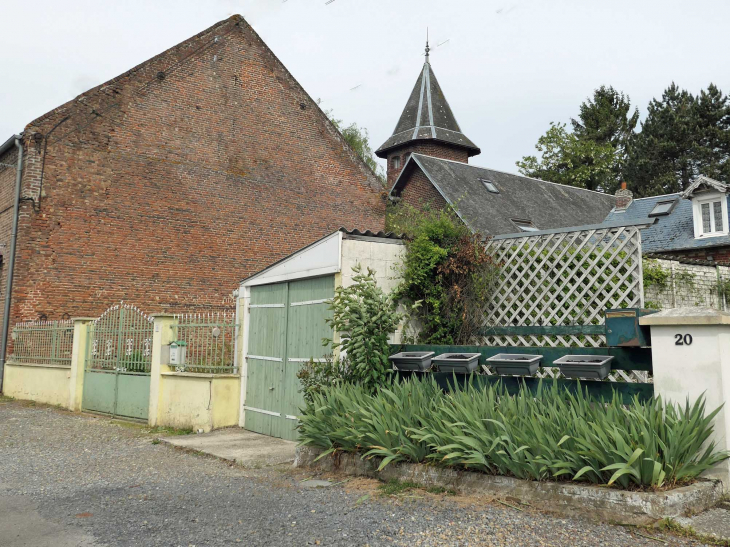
top-left (485, 353), bottom-right (542, 376)
top-left (432, 352), bottom-right (480, 374)
top-left (388, 351), bottom-right (435, 372)
top-left (553, 355), bottom-right (614, 380)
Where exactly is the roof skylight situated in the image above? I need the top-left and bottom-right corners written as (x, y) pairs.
top-left (648, 199), bottom-right (678, 217)
top-left (481, 179), bottom-right (499, 194)
top-left (511, 219), bottom-right (538, 232)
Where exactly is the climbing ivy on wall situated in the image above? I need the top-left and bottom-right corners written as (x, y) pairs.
top-left (387, 203), bottom-right (501, 345)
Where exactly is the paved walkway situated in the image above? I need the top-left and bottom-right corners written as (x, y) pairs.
top-left (0, 398), bottom-right (718, 546)
top-left (161, 427), bottom-right (297, 467)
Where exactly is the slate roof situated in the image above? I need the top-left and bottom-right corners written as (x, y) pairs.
top-left (392, 154), bottom-right (616, 236)
top-left (375, 60), bottom-right (480, 158)
top-left (604, 193), bottom-right (730, 253)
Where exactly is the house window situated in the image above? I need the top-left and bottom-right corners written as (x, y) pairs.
top-left (481, 179), bottom-right (499, 194)
top-left (648, 199), bottom-right (677, 217)
top-left (692, 194), bottom-right (728, 238)
top-left (511, 219), bottom-right (538, 232)
top-left (391, 155), bottom-right (401, 169)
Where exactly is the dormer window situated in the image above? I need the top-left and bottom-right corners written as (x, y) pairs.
top-left (692, 194), bottom-right (728, 238)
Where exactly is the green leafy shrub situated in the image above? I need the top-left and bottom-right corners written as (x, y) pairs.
top-left (296, 355), bottom-right (355, 404)
top-left (322, 265), bottom-right (402, 393)
top-left (387, 203), bottom-right (500, 344)
top-left (298, 377), bottom-right (728, 489)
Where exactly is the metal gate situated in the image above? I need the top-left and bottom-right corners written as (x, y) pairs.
top-left (244, 276), bottom-right (334, 440)
top-left (82, 303), bottom-right (154, 420)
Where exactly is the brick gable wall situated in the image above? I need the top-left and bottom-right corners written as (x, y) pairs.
top-left (396, 168), bottom-right (448, 211)
top-left (0, 16), bottom-right (384, 325)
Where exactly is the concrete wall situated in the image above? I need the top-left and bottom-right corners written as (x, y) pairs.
top-left (3, 362), bottom-right (71, 408)
top-left (643, 258), bottom-right (730, 311)
top-left (157, 373), bottom-right (240, 432)
top-left (339, 237), bottom-right (406, 343)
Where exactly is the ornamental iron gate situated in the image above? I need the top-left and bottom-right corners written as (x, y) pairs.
top-left (82, 303), bottom-right (154, 420)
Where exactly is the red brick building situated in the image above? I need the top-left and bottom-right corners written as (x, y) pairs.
top-left (0, 16), bottom-right (384, 331)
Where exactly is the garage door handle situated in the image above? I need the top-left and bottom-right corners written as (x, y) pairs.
top-left (269, 386), bottom-right (274, 391)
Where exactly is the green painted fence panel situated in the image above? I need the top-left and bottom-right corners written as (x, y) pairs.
top-left (392, 344), bottom-right (653, 372)
top-left (82, 371), bottom-right (116, 415)
top-left (115, 373), bottom-right (151, 420)
top-left (396, 371), bottom-right (654, 404)
top-left (392, 344), bottom-right (654, 404)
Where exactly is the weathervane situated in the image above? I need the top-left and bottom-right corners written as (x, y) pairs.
top-left (425, 28), bottom-right (430, 60)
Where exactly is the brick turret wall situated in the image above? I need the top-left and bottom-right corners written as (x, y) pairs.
top-left (386, 143), bottom-right (470, 188)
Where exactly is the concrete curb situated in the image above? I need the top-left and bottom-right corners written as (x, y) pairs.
top-left (295, 445), bottom-right (723, 525)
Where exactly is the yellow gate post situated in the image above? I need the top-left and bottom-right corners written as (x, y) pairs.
top-left (148, 314), bottom-right (177, 426)
top-left (68, 317), bottom-right (95, 411)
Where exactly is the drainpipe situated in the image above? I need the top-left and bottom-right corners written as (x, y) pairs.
top-left (0, 134), bottom-right (24, 392)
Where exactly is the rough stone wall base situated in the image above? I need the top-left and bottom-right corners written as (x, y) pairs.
top-left (295, 446), bottom-right (723, 525)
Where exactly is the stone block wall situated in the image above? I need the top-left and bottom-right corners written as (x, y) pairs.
top-left (643, 257), bottom-right (730, 311)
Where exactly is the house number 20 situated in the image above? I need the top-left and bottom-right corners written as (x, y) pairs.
top-left (674, 334), bottom-right (693, 346)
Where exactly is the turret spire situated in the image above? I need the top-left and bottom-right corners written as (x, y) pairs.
top-left (425, 28), bottom-right (430, 61)
top-left (375, 40), bottom-right (480, 159)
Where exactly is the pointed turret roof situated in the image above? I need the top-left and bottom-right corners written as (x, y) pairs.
top-left (376, 47), bottom-right (480, 158)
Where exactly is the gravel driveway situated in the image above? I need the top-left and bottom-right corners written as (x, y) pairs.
top-left (0, 398), bottom-right (710, 547)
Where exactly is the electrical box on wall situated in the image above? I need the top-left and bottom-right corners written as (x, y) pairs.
top-left (169, 341), bottom-right (187, 366)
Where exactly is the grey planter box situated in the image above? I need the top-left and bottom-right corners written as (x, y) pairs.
top-left (553, 355), bottom-right (614, 379)
top-left (485, 353), bottom-right (542, 376)
top-left (432, 353), bottom-right (480, 374)
top-left (389, 351), bottom-right (435, 371)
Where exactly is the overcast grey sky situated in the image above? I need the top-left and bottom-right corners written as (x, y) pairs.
top-left (2, 0), bottom-right (729, 173)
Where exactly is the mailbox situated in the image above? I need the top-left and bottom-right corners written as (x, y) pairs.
top-left (169, 340), bottom-right (187, 366)
top-left (605, 308), bottom-right (657, 347)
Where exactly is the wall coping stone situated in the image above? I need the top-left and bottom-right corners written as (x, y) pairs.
top-left (5, 361), bottom-right (71, 370)
top-left (640, 307), bottom-right (730, 326)
top-left (160, 372), bottom-right (239, 379)
top-left (294, 446), bottom-right (723, 525)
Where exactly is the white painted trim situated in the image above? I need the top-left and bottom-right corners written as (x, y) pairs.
top-left (287, 357), bottom-right (326, 363)
top-left (249, 303), bottom-right (285, 308)
top-left (285, 414), bottom-right (299, 421)
top-left (691, 192), bottom-right (729, 239)
top-left (246, 355), bottom-right (283, 362)
top-left (290, 298), bottom-right (330, 307)
top-left (244, 406), bottom-right (281, 417)
top-left (239, 294), bottom-right (250, 428)
top-left (243, 265), bottom-right (340, 288)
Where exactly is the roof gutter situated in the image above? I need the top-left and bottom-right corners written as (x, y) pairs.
top-left (0, 134), bottom-right (23, 392)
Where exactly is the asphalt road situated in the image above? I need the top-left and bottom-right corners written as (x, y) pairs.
top-left (0, 398), bottom-right (710, 547)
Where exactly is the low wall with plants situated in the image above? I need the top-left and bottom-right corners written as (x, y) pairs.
top-left (298, 377), bottom-right (728, 489)
top-left (643, 257), bottom-right (730, 311)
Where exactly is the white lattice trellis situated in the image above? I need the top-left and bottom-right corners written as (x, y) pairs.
top-left (480, 222), bottom-right (648, 383)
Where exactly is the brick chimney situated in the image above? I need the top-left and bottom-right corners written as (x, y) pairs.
top-left (615, 182), bottom-right (633, 210)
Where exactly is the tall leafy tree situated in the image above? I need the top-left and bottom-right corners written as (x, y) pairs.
top-left (572, 85), bottom-right (639, 150)
top-left (627, 83), bottom-right (730, 196)
top-left (518, 86), bottom-right (638, 193)
top-left (516, 122), bottom-right (618, 192)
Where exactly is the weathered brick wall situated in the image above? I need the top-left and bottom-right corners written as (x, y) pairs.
top-left (396, 169), bottom-right (448, 212)
top-left (0, 144), bottom-right (19, 324)
top-left (386, 143), bottom-right (470, 187)
top-left (5, 15), bottom-right (385, 326)
top-left (643, 257), bottom-right (730, 310)
top-left (653, 247), bottom-right (730, 265)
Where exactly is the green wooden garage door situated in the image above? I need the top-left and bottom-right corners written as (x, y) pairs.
top-left (244, 276), bottom-right (334, 440)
